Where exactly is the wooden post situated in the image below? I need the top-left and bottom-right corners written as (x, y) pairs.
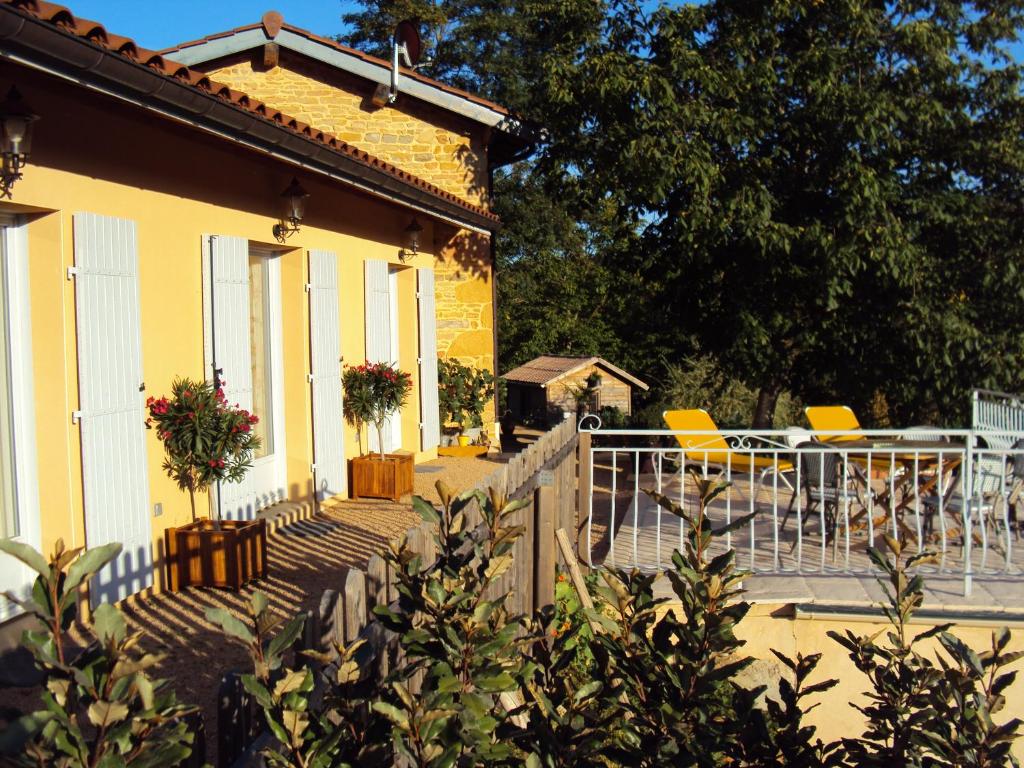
top-left (343, 568), bottom-right (367, 644)
top-left (577, 430), bottom-right (593, 570)
top-left (555, 527), bottom-right (595, 616)
top-left (534, 470), bottom-right (556, 611)
top-left (316, 588), bottom-right (339, 653)
top-left (366, 554), bottom-right (388, 611)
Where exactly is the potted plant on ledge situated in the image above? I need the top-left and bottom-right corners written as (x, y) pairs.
top-left (344, 360), bottom-right (414, 501)
top-left (437, 358), bottom-right (495, 456)
top-left (148, 377), bottom-right (265, 591)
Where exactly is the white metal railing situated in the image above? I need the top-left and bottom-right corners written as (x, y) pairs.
top-left (577, 420), bottom-right (1024, 596)
top-left (972, 389), bottom-right (1024, 448)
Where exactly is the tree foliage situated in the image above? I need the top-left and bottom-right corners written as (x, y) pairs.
top-left (339, 0), bottom-right (1024, 426)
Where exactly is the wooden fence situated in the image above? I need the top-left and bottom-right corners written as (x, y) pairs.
top-left (219, 420), bottom-right (580, 767)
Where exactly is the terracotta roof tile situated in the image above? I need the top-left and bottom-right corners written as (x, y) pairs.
top-left (160, 17), bottom-right (513, 118)
top-left (0, 0), bottom-right (498, 224)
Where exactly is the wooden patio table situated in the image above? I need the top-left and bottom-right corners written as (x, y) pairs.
top-left (819, 439), bottom-right (964, 543)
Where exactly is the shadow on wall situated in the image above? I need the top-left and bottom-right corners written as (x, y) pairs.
top-left (90, 543), bottom-right (152, 606)
top-left (434, 222), bottom-right (492, 280)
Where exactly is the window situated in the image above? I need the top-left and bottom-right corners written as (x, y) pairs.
top-left (248, 253), bottom-right (273, 458)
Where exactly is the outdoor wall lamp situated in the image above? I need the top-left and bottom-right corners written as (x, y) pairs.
top-left (0, 87), bottom-right (38, 198)
top-left (398, 216), bottom-right (423, 262)
top-left (272, 177), bottom-right (309, 241)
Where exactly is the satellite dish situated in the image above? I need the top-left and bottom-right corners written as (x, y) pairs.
top-left (394, 20), bottom-right (421, 69)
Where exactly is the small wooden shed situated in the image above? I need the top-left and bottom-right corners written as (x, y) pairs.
top-left (501, 356), bottom-right (649, 425)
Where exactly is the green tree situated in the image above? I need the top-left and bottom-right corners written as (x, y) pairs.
top-left (537, 0), bottom-right (1024, 426)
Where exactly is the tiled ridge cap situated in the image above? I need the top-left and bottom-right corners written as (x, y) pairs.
top-left (159, 16), bottom-right (513, 118)
top-left (0, 0), bottom-right (498, 223)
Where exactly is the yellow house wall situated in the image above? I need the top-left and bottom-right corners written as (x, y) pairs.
top-left (2, 62), bottom-right (441, 593)
top-left (204, 50), bottom-right (498, 426)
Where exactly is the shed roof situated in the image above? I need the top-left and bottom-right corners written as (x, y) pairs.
top-left (502, 356), bottom-right (649, 391)
top-left (0, 0), bottom-right (499, 231)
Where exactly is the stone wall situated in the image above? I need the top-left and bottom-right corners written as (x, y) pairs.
top-left (206, 51), bottom-right (489, 205)
top-left (434, 228), bottom-right (496, 425)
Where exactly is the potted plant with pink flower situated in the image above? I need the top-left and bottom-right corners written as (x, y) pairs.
top-left (342, 361), bottom-right (415, 500)
top-left (147, 377), bottom-right (266, 591)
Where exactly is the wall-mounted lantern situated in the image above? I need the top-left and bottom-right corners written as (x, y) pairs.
top-left (0, 87), bottom-right (38, 198)
top-left (272, 177), bottom-right (309, 241)
top-left (398, 216), bottom-right (423, 262)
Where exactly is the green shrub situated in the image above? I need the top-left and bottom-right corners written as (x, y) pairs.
top-left (0, 538), bottom-right (196, 767)
top-left (202, 478), bottom-right (1021, 768)
top-left (373, 484), bottom-right (526, 766)
top-left (205, 592), bottom-right (387, 767)
top-left (438, 358), bottom-right (495, 433)
top-left (830, 539), bottom-right (1022, 767)
top-left (146, 376), bottom-right (261, 522)
top-left (342, 361), bottom-right (413, 458)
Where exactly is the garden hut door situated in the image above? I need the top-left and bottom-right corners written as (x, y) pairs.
top-left (308, 250), bottom-right (346, 499)
top-left (72, 213), bottom-right (152, 605)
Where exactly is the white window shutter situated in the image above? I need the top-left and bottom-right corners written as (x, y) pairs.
top-left (203, 235), bottom-right (255, 520)
top-left (417, 268), bottom-right (441, 450)
top-left (72, 213), bottom-right (152, 605)
top-left (364, 259), bottom-right (390, 453)
top-left (364, 259), bottom-right (390, 363)
top-left (308, 250), bottom-right (346, 499)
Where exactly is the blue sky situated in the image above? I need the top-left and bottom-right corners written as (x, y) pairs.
top-left (66, 1), bottom-right (359, 50)
top-left (63, 1), bottom-right (1022, 61)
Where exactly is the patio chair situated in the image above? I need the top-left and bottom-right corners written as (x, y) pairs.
top-left (804, 405), bottom-right (863, 442)
top-left (663, 409), bottom-right (794, 488)
top-left (920, 457), bottom-right (1007, 548)
top-left (1008, 438), bottom-right (1024, 541)
top-left (783, 442), bottom-right (862, 560)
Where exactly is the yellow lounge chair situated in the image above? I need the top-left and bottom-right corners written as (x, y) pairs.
top-left (663, 408), bottom-right (794, 477)
top-left (804, 405), bottom-right (863, 442)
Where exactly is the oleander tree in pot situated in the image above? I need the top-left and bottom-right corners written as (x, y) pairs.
top-left (146, 377), bottom-right (260, 524)
top-left (437, 358), bottom-right (495, 444)
top-left (342, 361), bottom-right (412, 459)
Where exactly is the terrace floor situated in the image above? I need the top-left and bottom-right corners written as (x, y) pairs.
top-left (600, 468), bottom-right (1024, 614)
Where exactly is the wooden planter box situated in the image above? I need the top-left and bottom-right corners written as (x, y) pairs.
top-left (350, 453), bottom-right (414, 502)
top-left (164, 518), bottom-right (267, 592)
top-left (438, 445), bottom-right (489, 458)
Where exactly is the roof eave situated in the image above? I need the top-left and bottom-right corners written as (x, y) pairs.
top-left (0, 7), bottom-right (499, 233)
top-left (166, 27), bottom-right (527, 140)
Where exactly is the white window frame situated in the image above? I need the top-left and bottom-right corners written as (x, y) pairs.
top-left (0, 214), bottom-right (41, 621)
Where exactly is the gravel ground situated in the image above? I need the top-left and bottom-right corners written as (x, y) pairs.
top-left (0, 444), bottom-right (530, 764)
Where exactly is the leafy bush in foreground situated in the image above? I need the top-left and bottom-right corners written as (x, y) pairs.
top-left (0, 538), bottom-right (195, 767)
top-left (2, 479), bottom-right (1019, 767)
